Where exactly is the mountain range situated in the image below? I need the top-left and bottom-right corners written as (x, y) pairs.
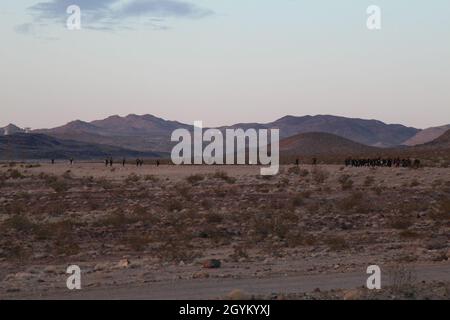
top-left (27, 114), bottom-right (430, 152)
top-left (1, 114), bottom-right (449, 160)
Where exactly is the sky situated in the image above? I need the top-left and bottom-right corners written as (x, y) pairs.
top-left (1, 0), bottom-right (449, 129)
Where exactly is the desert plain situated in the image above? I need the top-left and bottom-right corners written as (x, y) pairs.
top-left (0, 162), bottom-right (449, 299)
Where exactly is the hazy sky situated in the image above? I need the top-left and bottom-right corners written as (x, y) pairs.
top-left (1, 0), bottom-right (449, 129)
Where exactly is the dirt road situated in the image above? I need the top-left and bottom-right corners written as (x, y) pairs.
top-left (18, 263), bottom-right (450, 300)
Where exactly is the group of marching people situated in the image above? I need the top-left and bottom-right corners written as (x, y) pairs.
top-left (344, 157), bottom-right (420, 168)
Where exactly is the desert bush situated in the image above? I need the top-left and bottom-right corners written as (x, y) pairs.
top-left (291, 194), bottom-right (304, 207)
top-left (299, 190), bottom-right (312, 198)
top-left (252, 213), bottom-right (289, 241)
top-left (125, 173), bottom-right (140, 183)
top-left (167, 198), bottom-right (183, 212)
top-left (186, 174), bottom-right (205, 184)
top-left (410, 179), bottom-right (420, 187)
top-left (94, 211), bottom-right (138, 228)
top-left (311, 167), bottom-right (329, 184)
top-left (285, 231), bottom-right (305, 248)
top-left (430, 198), bottom-right (450, 220)
top-left (2, 215), bottom-right (36, 233)
top-left (324, 235), bottom-right (349, 251)
top-left (97, 178), bottom-right (114, 190)
top-left (4, 201), bottom-right (27, 215)
top-left (213, 171), bottom-right (236, 184)
top-left (338, 174), bottom-right (353, 190)
top-left (229, 245), bottom-right (250, 261)
top-left (388, 265), bottom-right (417, 298)
top-left (62, 170), bottom-right (73, 180)
top-left (389, 216), bottom-right (413, 230)
top-left (122, 235), bottom-right (150, 251)
top-left (144, 174), bottom-right (159, 182)
top-left (200, 199), bottom-right (213, 210)
top-left (205, 212), bottom-right (223, 223)
top-left (175, 185), bottom-right (192, 200)
top-left (42, 200), bottom-right (67, 216)
top-left (364, 176), bottom-right (375, 187)
top-left (157, 240), bottom-right (199, 263)
top-left (8, 169), bottom-right (24, 179)
top-left (288, 166), bottom-right (300, 175)
top-left (372, 185), bottom-right (383, 195)
top-left (25, 163), bottom-right (41, 168)
top-left (399, 230), bottom-right (420, 239)
top-left (0, 240), bottom-right (29, 261)
top-left (337, 192), bottom-right (364, 212)
top-left (48, 179), bottom-right (69, 193)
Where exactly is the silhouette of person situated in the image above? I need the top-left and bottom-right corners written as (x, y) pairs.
top-left (122, 158), bottom-right (126, 167)
top-left (295, 158), bottom-right (299, 166)
top-left (156, 160), bottom-right (160, 167)
top-left (51, 159), bottom-right (55, 165)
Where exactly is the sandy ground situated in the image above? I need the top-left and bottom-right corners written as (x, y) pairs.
top-left (0, 163), bottom-right (449, 299)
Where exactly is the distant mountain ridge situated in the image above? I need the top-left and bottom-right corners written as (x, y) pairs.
top-left (279, 132), bottom-right (379, 156)
top-left (0, 133), bottom-right (163, 160)
top-left (26, 114), bottom-right (424, 152)
top-left (402, 124), bottom-right (450, 146)
top-left (0, 124), bottom-right (25, 136)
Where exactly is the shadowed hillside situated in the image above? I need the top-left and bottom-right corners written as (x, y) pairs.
top-left (402, 125), bottom-right (450, 146)
top-left (0, 133), bottom-right (163, 160)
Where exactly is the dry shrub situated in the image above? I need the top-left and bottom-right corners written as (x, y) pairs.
top-left (429, 198), bottom-right (450, 220)
top-left (167, 198), bottom-right (183, 212)
top-left (372, 185), bottom-right (383, 195)
top-left (230, 245), bottom-right (250, 261)
top-left (291, 194), bottom-right (304, 207)
top-left (312, 167), bottom-right (329, 184)
top-left (389, 216), bottom-right (413, 230)
top-left (338, 174), bottom-right (353, 190)
top-left (205, 212), bottom-right (223, 224)
top-left (337, 192), bottom-right (365, 212)
top-left (399, 230), bottom-right (420, 239)
top-left (388, 265), bottom-right (417, 298)
top-left (94, 211), bottom-right (139, 228)
top-left (0, 239), bottom-right (29, 261)
top-left (364, 176), bottom-right (375, 187)
top-left (200, 199), bottom-right (213, 210)
top-left (2, 215), bottom-right (36, 233)
top-left (213, 171), bottom-right (236, 184)
top-left (157, 240), bottom-right (199, 263)
top-left (122, 235), bottom-right (150, 251)
top-left (97, 178), bottom-right (114, 190)
top-left (144, 174), bottom-right (159, 182)
top-left (125, 173), bottom-right (140, 183)
top-left (410, 179), bottom-right (420, 187)
top-left (325, 235), bottom-right (349, 251)
top-left (252, 213), bottom-right (289, 241)
top-left (175, 185), bottom-right (192, 201)
top-left (186, 174), bottom-right (205, 184)
top-left (287, 166), bottom-right (300, 175)
top-left (8, 169), bottom-right (24, 179)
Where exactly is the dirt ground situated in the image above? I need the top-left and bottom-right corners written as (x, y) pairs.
top-left (0, 162), bottom-right (449, 299)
